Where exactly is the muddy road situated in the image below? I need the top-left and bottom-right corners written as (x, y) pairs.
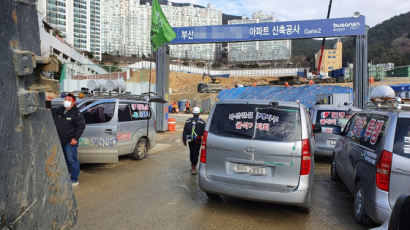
top-left (72, 114), bottom-right (368, 230)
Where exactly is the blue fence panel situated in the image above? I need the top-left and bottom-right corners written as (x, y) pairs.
top-left (217, 85), bottom-right (353, 108)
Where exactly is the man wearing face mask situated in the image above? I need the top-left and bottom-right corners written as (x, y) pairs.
top-left (46, 93), bottom-right (85, 187)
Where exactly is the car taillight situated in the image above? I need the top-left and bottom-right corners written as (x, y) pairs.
top-left (300, 139), bottom-right (311, 175)
top-left (200, 131), bottom-right (208, 163)
top-left (376, 150), bottom-right (392, 192)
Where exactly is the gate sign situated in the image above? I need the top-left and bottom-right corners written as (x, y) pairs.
top-left (169, 16), bottom-right (365, 44)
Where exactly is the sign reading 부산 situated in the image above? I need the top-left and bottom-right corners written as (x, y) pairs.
top-left (169, 16), bottom-right (365, 44)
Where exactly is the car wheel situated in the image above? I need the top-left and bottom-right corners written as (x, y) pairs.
top-left (331, 154), bottom-right (340, 182)
top-left (353, 182), bottom-right (372, 225)
top-left (130, 138), bottom-right (147, 160)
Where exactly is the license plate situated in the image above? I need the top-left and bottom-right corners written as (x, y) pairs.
top-left (234, 164), bottom-right (266, 175)
top-left (329, 140), bottom-right (337, 145)
top-left (323, 127), bottom-right (334, 134)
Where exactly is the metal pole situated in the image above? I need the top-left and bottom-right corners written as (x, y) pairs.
top-left (147, 49), bottom-right (153, 137)
top-left (155, 45), bottom-right (169, 131)
top-left (353, 26), bottom-right (369, 109)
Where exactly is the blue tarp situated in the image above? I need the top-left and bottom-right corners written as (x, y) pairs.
top-left (390, 84), bottom-right (410, 99)
top-left (217, 85), bottom-right (353, 108)
top-left (389, 84), bottom-right (410, 92)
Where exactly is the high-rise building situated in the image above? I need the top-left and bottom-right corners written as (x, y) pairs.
top-left (37, 0), bottom-right (102, 60)
top-left (101, 1), bottom-right (222, 61)
top-left (228, 12), bottom-right (291, 63)
top-left (315, 39), bottom-right (342, 73)
top-left (164, 3), bottom-right (222, 61)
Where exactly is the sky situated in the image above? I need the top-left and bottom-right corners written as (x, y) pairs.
top-left (171, 0), bottom-right (410, 27)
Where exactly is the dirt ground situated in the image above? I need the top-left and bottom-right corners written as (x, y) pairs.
top-left (128, 70), bottom-right (410, 93)
top-left (127, 70), bottom-right (295, 94)
top-left (72, 114), bottom-right (371, 230)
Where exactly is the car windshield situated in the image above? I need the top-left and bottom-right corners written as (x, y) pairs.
top-left (393, 118), bottom-right (410, 158)
top-left (209, 104), bottom-right (301, 142)
top-left (315, 109), bottom-right (354, 128)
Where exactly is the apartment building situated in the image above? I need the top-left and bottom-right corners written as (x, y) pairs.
top-left (228, 12), bottom-right (292, 63)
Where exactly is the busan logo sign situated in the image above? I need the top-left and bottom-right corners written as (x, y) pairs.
top-left (333, 22), bottom-right (361, 32)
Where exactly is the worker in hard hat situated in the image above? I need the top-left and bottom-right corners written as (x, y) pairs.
top-left (182, 107), bottom-right (206, 175)
top-left (185, 100), bottom-right (190, 113)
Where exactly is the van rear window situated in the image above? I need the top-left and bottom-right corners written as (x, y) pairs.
top-left (315, 110), bottom-right (353, 128)
top-left (393, 118), bottom-right (410, 158)
top-left (209, 104), bottom-right (301, 142)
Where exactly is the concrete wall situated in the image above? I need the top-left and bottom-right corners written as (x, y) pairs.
top-left (38, 12), bottom-right (107, 75)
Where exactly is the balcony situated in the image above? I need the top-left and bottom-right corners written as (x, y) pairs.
top-left (48, 0), bottom-right (57, 5)
top-left (47, 6), bottom-right (58, 12)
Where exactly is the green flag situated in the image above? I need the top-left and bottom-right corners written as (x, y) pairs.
top-left (59, 63), bottom-right (66, 83)
top-left (151, 0), bottom-right (176, 51)
top-left (59, 63), bottom-right (66, 92)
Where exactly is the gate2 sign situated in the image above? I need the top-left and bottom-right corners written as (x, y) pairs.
top-left (169, 16), bottom-right (365, 44)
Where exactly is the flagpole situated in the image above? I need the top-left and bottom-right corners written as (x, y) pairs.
top-left (147, 48), bottom-right (153, 138)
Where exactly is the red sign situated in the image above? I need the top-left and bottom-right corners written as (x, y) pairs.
top-left (117, 132), bottom-right (131, 141)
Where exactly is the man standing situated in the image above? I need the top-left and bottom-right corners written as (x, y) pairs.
top-left (47, 93), bottom-right (85, 187)
top-left (182, 107), bottom-right (206, 175)
top-left (185, 100), bottom-right (190, 113)
top-left (172, 101), bottom-right (176, 113)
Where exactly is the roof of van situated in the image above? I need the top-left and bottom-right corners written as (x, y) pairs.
top-left (312, 104), bottom-right (361, 111)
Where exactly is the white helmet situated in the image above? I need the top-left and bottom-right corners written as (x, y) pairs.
top-left (192, 107), bottom-right (200, 114)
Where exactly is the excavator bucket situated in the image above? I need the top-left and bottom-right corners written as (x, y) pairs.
top-left (0, 0), bottom-right (77, 229)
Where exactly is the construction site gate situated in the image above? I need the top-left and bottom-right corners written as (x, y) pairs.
top-left (154, 16), bottom-right (368, 131)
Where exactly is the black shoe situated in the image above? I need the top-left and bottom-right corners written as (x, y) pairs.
top-left (191, 169), bottom-right (197, 175)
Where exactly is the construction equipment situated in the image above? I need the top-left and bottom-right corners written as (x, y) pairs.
top-left (316, 0), bottom-right (333, 76)
top-left (197, 73), bottom-right (230, 93)
top-left (0, 0), bottom-right (77, 229)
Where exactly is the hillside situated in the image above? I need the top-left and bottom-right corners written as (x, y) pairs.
top-left (292, 11), bottom-right (410, 66)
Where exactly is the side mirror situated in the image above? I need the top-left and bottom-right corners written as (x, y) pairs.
top-left (333, 126), bottom-right (342, 135)
top-left (313, 124), bottom-right (322, 133)
top-left (388, 194), bottom-right (410, 229)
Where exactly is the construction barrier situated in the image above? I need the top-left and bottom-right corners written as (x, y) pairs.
top-left (168, 118), bottom-right (176, 131)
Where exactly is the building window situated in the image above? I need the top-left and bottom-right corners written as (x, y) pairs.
top-left (328, 56), bottom-right (331, 58)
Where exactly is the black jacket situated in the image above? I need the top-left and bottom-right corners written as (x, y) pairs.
top-left (182, 116), bottom-right (206, 144)
top-left (47, 102), bottom-right (86, 145)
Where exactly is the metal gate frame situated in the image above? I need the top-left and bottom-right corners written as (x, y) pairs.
top-left (155, 17), bottom-right (369, 131)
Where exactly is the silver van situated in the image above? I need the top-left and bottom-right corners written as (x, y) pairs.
top-left (331, 101), bottom-right (410, 224)
top-left (77, 98), bottom-right (156, 163)
top-left (310, 104), bottom-right (361, 157)
top-left (198, 100), bottom-right (315, 210)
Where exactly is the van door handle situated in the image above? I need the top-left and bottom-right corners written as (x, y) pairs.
top-left (105, 129), bottom-right (116, 134)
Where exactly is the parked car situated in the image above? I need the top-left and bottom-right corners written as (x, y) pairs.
top-left (310, 104), bottom-right (361, 157)
top-left (331, 99), bottom-right (410, 224)
top-left (371, 193), bottom-right (410, 230)
top-left (198, 100), bottom-right (315, 210)
top-left (77, 98), bottom-right (156, 163)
